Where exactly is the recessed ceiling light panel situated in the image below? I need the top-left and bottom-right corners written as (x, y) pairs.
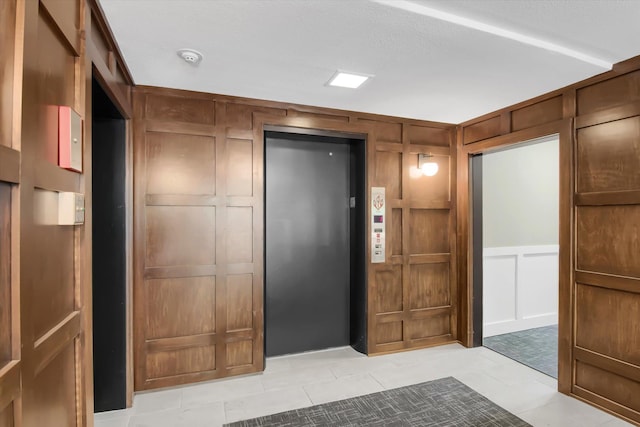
top-left (327, 71), bottom-right (372, 88)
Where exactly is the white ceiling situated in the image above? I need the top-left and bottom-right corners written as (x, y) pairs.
top-left (99, 0), bottom-right (640, 123)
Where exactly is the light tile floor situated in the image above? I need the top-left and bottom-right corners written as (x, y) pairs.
top-left (94, 344), bottom-right (634, 427)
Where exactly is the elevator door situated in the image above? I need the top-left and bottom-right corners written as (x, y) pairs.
top-left (266, 136), bottom-right (350, 357)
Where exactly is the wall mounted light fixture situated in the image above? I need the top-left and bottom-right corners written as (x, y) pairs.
top-left (418, 153), bottom-right (439, 176)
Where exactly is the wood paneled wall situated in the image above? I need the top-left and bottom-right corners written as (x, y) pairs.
top-left (457, 55), bottom-right (640, 425)
top-left (0, 0), bottom-right (22, 425)
top-left (132, 86), bottom-right (456, 389)
top-left (0, 0), bottom-right (132, 426)
top-left (371, 120), bottom-right (456, 353)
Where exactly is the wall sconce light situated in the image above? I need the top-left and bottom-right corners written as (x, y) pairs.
top-left (418, 153), bottom-right (439, 176)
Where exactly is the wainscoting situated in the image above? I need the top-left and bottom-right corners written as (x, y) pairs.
top-left (483, 245), bottom-right (559, 337)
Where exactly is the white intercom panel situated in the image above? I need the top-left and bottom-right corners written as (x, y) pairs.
top-left (371, 187), bottom-right (385, 263)
top-left (58, 192), bottom-right (85, 225)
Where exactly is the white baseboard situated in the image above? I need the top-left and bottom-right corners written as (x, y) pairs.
top-left (484, 313), bottom-right (557, 337)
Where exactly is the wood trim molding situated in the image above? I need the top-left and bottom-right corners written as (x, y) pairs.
top-left (574, 347), bottom-right (640, 384)
top-left (39, 0), bottom-right (81, 56)
top-left (32, 311), bottom-right (81, 376)
top-left (0, 360), bottom-right (20, 411)
top-left (575, 101), bottom-right (640, 129)
top-left (87, 0), bottom-right (134, 85)
top-left (575, 190), bottom-right (640, 206)
top-left (575, 271), bottom-right (640, 294)
top-left (0, 146), bottom-right (20, 184)
top-left (456, 119), bottom-right (573, 394)
top-left (138, 85), bottom-right (453, 129)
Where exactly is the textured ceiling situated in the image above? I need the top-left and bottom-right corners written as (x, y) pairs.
top-left (99, 0), bottom-right (640, 123)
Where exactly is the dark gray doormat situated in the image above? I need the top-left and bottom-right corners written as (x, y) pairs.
top-left (224, 376), bottom-right (531, 426)
top-left (484, 325), bottom-right (558, 379)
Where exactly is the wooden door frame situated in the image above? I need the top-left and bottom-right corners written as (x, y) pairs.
top-left (82, 52), bottom-right (133, 414)
top-left (456, 118), bottom-right (574, 394)
top-left (85, 70), bottom-right (134, 408)
top-left (85, 0), bottom-right (134, 408)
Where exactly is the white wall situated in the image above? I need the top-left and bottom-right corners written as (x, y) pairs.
top-left (482, 137), bottom-right (559, 337)
top-left (483, 138), bottom-right (559, 248)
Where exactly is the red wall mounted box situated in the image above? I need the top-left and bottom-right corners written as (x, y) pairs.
top-left (58, 105), bottom-right (83, 172)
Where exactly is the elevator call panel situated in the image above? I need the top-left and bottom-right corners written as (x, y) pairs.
top-left (371, 187), bottom-right (385, 263)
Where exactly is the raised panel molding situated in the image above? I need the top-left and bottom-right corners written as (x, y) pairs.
top-left (483, 245), bottom-right (559, 337)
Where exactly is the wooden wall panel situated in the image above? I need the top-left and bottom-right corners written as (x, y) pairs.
top-left (391, 209), bottom-right (402, 256)
top-left (226, 274), bottom-right (253, 332)
top-left (407, 314), bottom-right (450, 340)
top-left (577, 70), bottom-right (640, 115)
top-left (145, 133), bottom-right (216, 195)
top-left (39, 0), bottom-right (81, 53)
top-left (409, 263), bottom-right (450, 309)
top-left (226, 341), bottom-right (253, 368)
top-left (512, 96), bottom-right (563, 132)
top-left (376, 322), bottom-right (403, 344)
top-left (577, 206), bottom-right (640, 278)
top-left (463, 116), bottom-right (501, 144)
top-left (288, 109), bottom-right (350, 123)
top-left (409, 154), bottom-right (450, 202)
top-left (226, 103), bottom-right (285, 130)
top-left (36, 13), bottom-right (76, 166)
top-left (409, 210), bottom-right (449, 254)
top-left (146, 277), bottom-right (216, 339)
top-left (407, 125), bottom-right (450, 146)
top-left (375, 266), bottom-right (403, 313)
top-left (29, 346), bottom-right (77, 427)
top-left (576, 284), bottom-right (640, 366)
top-left (145, 95), bottom-right (215, 125)
top-left (0, 403), bottom-right (14, 427)
top-left (227, 139), bottom-right (253, 196)
top-left (226, 207), bottom-right (253, 264)
top-left (576, 117), bottom-right (640, 193)
top-left (145, 206), bottom-right (216, 267)
top-left (374, 151), bottom-right (402, 200)
top-left (30, 226), bottom-right (75, 339)
top-left (0, 0), bottom-right (16, 149)
top-left (146, 346), bottom-right (216, 379)
top-left (576, 362), bottom-right (640, 414)
top-left (358, 119), bottom-right (402, 142)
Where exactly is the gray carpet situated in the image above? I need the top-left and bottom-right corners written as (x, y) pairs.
top-left (483, 325), bottom-right (558, 378)
top-left (225, 377), bottom-right (531, 427)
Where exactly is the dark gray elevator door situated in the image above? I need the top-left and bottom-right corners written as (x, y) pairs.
top-left (266, 137), bottom-right (350, 357)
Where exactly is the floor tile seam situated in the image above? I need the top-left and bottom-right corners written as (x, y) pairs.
top-left (261, 371), bottom-right (339, 392)
top-left (180, 382), bottom-right (268, 410)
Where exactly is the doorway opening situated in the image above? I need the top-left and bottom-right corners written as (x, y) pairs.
top-left (264, 130), bottom-right (366, 357)
top-left (472, 135), bottom-right (559, 378)
top-left (91, 77), bottom-right (127, 411)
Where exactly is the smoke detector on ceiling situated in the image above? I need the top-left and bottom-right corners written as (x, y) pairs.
top-left (177, 49), bottom-right (203, 65)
